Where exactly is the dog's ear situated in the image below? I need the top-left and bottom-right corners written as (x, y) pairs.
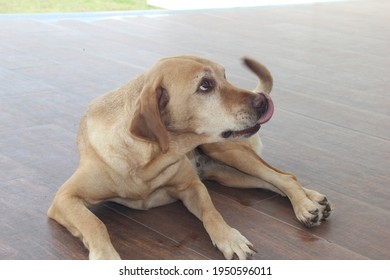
top-left (130, 78), bottom-right (169, 153)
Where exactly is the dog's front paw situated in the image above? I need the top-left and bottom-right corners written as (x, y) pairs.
top-left (293, 188), bottom-right (333, 227)
top-left (212, 228), bottom-right (256, 260)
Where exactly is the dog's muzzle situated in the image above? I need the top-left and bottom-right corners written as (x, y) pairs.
top-left (221, 92), bottom-right (274, 139)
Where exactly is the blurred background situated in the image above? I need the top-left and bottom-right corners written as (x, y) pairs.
top-left (0, 0), bottom-right (347, 13)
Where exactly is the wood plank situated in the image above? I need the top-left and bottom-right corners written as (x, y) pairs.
top-left (208, 190), bottom-right (365, 259)
top-left (271, 90), bottom-right (390, 140)
top-left (94, 204), bottom-right (208, 260)
top-left (0, 177), bottom-right (208, 260)
top-left (105, 201), bottom-right (224, 260)
top-left (255, 109), bottom-right (390, 211)
top-left (250, 185), bottom-right (390, 259)
top-left (207, 177), bottom-right (390, 259)
top-left (0, 178), bottom-right (86, 259)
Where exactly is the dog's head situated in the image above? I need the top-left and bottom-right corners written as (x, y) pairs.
top-left (130, 56), bottom-right (274, 153)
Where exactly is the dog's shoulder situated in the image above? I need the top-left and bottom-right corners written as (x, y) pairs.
top-left (90, 76), bottom-right (144, 117)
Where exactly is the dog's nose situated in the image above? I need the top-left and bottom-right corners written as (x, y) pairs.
top-left (252, 92), bottom-right (274, 125)
top-left (252, 92), bottom-right (265, 108)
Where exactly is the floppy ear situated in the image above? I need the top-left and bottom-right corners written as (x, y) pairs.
top-left (130, 79), bottom-right (169, 153)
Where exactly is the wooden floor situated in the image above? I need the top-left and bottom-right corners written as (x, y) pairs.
top-left (1, 0), bottom-right (389, 260)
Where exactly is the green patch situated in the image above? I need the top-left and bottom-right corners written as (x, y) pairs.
top-left (0, 0), bottom-right (157, 14)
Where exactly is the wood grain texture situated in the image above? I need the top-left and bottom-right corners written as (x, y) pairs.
top-left (0, 0), bottom-right (389, 259)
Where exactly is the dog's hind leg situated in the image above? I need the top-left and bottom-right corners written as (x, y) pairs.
top-left (195, 152), bottom-right (285, 196)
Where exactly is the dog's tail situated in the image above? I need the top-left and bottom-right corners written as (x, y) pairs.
top-left (243, 57), bottom-right (273, 94)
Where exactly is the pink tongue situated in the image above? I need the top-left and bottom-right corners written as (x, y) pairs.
top-left (257, 92), bottom-right (274, 125)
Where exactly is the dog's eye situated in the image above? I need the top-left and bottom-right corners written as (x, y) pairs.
top-left (198, 79), bottom-right (214, 93)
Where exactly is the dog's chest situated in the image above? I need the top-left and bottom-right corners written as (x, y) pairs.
top-left (147, 160), bottom-right (181, 187)
top-left (115, 161), bottom-right (180, 200)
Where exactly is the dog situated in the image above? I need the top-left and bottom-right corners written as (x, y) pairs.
top-left (48, 55), bottom-right (332, 260)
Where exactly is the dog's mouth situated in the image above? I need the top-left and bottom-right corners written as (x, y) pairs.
top-left (222, 124), bottom-right (261, 139)
top-left (221, 92), bottom-right (274, 139)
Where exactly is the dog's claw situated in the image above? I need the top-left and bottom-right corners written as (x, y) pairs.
top-left (248, 244), bottom-right (258, 254)
top-left (319, 197), bottom-right (329, 205)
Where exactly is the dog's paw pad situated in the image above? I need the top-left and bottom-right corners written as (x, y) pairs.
top-left (295, 188), bottom-right (333, 227)
top-left (213, 228), bottom-right (256, 260)
top-left (193, 152), bottom-right (215, 179)
top-left (300, 210), bottom-right (320, 228)
top-left (321, 201), bottom-right (332, 221)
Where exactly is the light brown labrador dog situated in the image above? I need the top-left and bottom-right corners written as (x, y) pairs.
top-left (48, 55), bottom-right (332, 260)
